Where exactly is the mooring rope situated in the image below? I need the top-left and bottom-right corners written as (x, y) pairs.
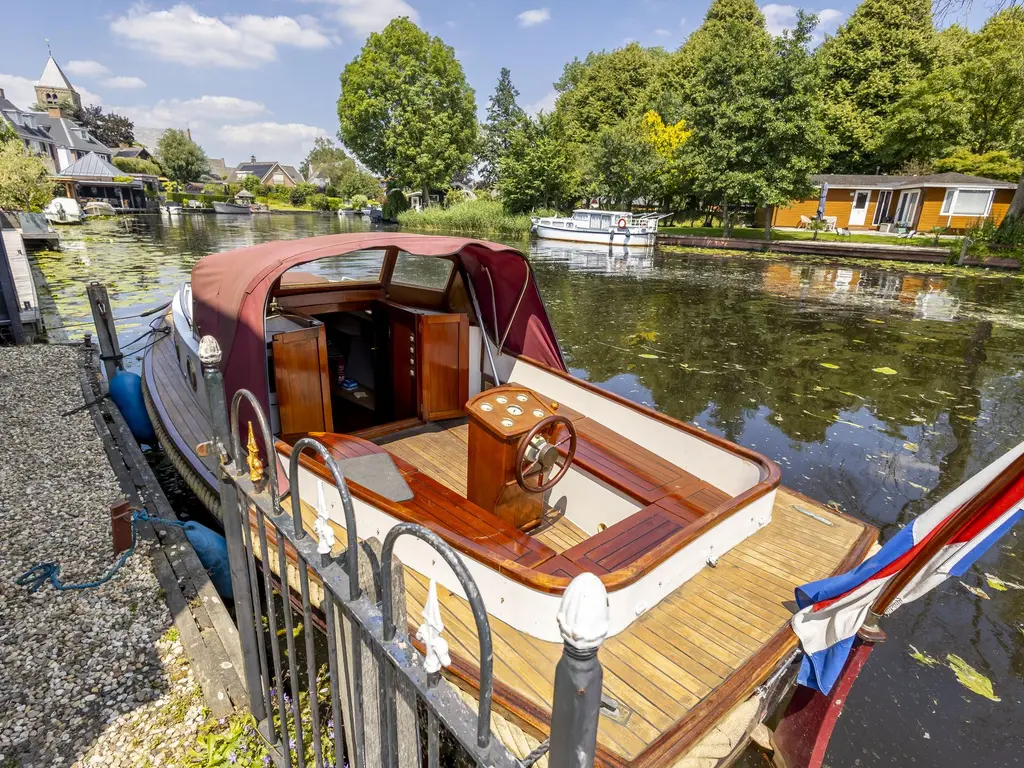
top-left (14, 508), bottom-right (186, 593)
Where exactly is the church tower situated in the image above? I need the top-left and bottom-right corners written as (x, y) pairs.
top-left (35, 54), bottom-right (81, 112)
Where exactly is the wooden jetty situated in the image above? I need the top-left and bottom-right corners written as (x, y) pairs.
top-left (0, 223), bottom-right (43, 343)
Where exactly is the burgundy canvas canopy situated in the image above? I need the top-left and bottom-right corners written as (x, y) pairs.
top-left (191, 232), bottom-right (566, 415)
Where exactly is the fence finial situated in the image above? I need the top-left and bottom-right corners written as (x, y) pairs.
top-left (246, 422), bottom-right (264, 484)
top-left (198, 335), bottom-right (222, 367)
top-left (417, 579), bottom-right (451, 676)
top-left (556, 572), bottom-right (610, 651)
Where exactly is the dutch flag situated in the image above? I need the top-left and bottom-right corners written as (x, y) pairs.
top-left (792, 441), bottom-right (1024, 694)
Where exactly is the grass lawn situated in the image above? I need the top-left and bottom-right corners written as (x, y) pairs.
top-left (659, 225), bottom-right (946, 249)
top-left (254, 197), bottom-right (320, 212)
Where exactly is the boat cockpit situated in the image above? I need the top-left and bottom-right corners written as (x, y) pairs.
top-left (172, 239), bottom-right (780, 641)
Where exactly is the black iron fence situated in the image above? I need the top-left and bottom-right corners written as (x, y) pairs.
top-left (197, 334), bottom-right (606, 768)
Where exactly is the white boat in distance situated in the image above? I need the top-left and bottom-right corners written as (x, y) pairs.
top-left (532, 209), bottom-right (668, 247)
top-left (43, 197), bottom-right (83, 225)
top-left (213, 201), bottom-right (253, 215)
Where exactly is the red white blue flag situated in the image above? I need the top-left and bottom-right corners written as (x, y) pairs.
top-left (792, 442), bottom-right (1024, 694)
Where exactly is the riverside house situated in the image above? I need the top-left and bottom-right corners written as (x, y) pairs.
top-left (763, 172), bottom-right (1017, 233)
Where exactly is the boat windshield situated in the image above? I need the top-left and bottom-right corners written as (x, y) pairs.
top-left (280, 248), bottom-right (387, 287)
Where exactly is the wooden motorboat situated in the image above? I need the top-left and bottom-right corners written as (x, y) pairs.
top-left (212, 200), bottom-right (253, 215)
top-left (532, 210), bottom-right (667, 247)
top-left (83, 200), bottom-right (118, 217)
top-left (141, 233), bottom-right (875, 767)
top-left (43, 197), bottom-right (83, 224)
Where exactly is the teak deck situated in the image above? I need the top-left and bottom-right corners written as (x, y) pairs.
top-left (144, 328), bottom-right (876, 767)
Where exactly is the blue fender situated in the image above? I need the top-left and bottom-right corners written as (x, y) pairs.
top-left (109, 372), bottom-right (156, 445)
top-left (182, 521), bottom-right (233, 600)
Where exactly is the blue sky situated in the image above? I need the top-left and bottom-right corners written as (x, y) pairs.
top-left (0, 1), bottom-right (992, 168)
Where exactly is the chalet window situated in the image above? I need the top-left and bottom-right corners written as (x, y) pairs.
top-left (940, 188), bottom-right (993, 217)
top-left (390, 251), bottom-right (454, 291)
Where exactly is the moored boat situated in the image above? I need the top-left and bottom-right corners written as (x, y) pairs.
top-left (83, 200), bottom-right (118, 218)
top-left (141, 232), bottom-right (877, 766)
top-left (212, 200), bottom-right (253, 215)
top-left (532, 209), bottom-right (667, 247)
top-left (43, 197), bottom-right (84, 225)
top-left (162, 201), bottom-right (183, 216)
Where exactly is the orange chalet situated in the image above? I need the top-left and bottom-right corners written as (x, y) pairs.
top-left (765, 172), bottom-right (1017, 233)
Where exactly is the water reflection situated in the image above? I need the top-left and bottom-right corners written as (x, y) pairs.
top-left (28, 217), bottom-right (1024, 768)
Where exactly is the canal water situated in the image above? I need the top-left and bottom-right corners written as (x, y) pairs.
top-left (31, 214), bottom-right (1024, 767)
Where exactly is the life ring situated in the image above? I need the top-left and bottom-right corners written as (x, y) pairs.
top-left (617, 217), bottom-right (627, 228)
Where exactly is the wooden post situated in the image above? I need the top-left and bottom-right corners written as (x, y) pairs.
top-left (87, 282), bottom-right (122, 382)
top-left (110, 499), bottom-right (133, 555)
top-left (549, 573), bottom-right (609, 768)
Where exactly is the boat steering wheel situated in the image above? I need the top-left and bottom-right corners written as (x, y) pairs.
top-left (515, 415), bottom-right (577, 493)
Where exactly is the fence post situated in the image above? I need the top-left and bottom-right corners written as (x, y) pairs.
top-left (87, 282), bottom-right (122, 382)
top-left (198, 335), bottom-right (267, 723)
top-left (548, 573), bottom-right (609, 768)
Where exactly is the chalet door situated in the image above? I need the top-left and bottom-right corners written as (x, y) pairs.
top-left (272, 325), bottom-right (333, 435)
top-left (849, 190), bottom-right (871, 226)
top-left (894, 190), bottom-right (920, 227)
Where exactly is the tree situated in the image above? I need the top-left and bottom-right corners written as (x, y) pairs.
top-left (498, 111), bottom-right (581, 213)
top-left (478, 68), bottom-right (527, 186)
top-left (91, 111), bottom-right (135, 148)
top-left (554, 43), bottom-right (667, 138)
top-left (0, 141), bottom-right (53, 211)
top-left (242, 173), bottom-right (263, 194)
top-left (671, 0), bottom-right (775, 234)
top-left (933, 148), bottom-right (1023, 182)
top-left (112, 156), bottom-right (162, 176)
top-left (817, 0), bottom-right (937, 171)
top-left (339, 18), bottom-right (477, 200)
top-left (156, 129), bottom-right (208, 183)
top-left (382, 189), bottom-right (410, 221)
top-left (300, 136), bottom-right (349, 180)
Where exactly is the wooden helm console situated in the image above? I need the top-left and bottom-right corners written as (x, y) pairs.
top-left (466, 385), bottom-right (575, 531)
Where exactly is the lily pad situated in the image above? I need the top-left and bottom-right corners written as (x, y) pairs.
top-left (985, 573), bottom-right (1024, 591)
top-left (946, 655), bottom-right (1000, 701)
top-left (873, 367), bottom-right (899, 376)
top-left (638, 353), bottom-right (659, 359)
top-left (908, 645), bottom-right (939, 667)
top-left (903, 442), bottom-right (919, 452)
top-left (820, 362), bottom-right (840, 369)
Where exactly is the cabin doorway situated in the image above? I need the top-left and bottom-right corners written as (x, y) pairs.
top-left (849, 190), bottom-right (871, 226)
top-left (894, 190), bottom-right (920, 227)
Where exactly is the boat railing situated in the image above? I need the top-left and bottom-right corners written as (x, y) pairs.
top-left (197, 334), bottom-right (610, 768)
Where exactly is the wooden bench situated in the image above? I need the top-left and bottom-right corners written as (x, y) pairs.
top-left (300, 432), bottom-right (557, 569)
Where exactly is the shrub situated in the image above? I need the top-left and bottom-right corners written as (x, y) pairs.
top-left (326, 197), bottom-right (342, 210)
top-left (397, 197), bottom-right (534, 237)
top-left (309, 193), bottom-right (333, 211)
top-left (112, 156), bottom-right (162, 175)
top-left (382, 189), bottom-right (410, 221)
top-left (242, 174), bottom-right (263, 194)
top-left (445, 188), bottom-right (467, 208)
top-left (993, 213), bottom-right (1024, 247)
top-left (351, 194), bottom-right (369, 209)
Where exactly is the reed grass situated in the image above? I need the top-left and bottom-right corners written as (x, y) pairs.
top-left (397, 198), bottom-right (536, 237)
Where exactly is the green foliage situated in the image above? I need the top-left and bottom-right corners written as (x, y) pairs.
top-left (0, 120), bottom-right (18, 144)
top-left (308, 192), bottom-right (333, 211)
top-left (157, 129), bottom-right (209, 183)
top-left (327, 196), bottom-right (343, 210)
top-left (933, 149), bottom-right (1023, 182)
top-left (351, 193), bottom-right (370, 209)
top-left (478, 67), bottom-right (528, 186)
top-left (993, 213), bottom-right (1024, 246)
top-left (498, 111), bottom-right (581, 213)
top-left (382, 188), bottom-right (410, 221)
top-left (241, 173), bottom-right (263, 194)
top-left (289, 182), bottom-right (318, 206)
top-left (444, 187), bottom-right (467, 207)
top-left (0, 141), bottom-right (54, 211)
top-left (398, 197), bottom-right (535, 236)
top-left (165, 192), bottom-right (232, 205)
top-left (90, 110), bottom-right (135, 148)
top-left (112, 156), bottom-right (162, 175)
top-left (339, 18), bottom-right (477, 194)
top-left (818, 0), bottom-right (937, 170)
top-left (299, 136), bottom-right (346, 179)
top-left (112, 175), bottom-right (134, 183)
top-left (588, 115), bottom-right (662, 209)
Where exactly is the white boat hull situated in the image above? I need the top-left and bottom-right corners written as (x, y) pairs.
top-left (533, 223), bottom-right (656, 247)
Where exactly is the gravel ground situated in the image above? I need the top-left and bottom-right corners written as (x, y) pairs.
top-left (0, 345), bottom-right (206, 767)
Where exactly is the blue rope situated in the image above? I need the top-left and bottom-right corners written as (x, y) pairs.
top-left (15, 509), bottom-right (187, 593)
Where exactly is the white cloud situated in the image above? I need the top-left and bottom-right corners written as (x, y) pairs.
top-left (65, 60), bottom-right (111, 77)
top-left (115, 95), bottom-right (268, 129)
top-left (110, 4), bottom-right (331, 68)
top-left (761, 4), bottom-right (845, 39)
top-left (0, 74), bottom-right (39, 109)
top-left (103, 76), bottom-right (147, 89)
top-left (526, 90), bottom-right (557, 116)
top-left (317, 0), bottom-right (420, 37)
top-left (654, 28), bottom-right (671, 37)
top-left (215, 121), bottom-right (328, 164)
top-left (517, 8), bottom-right (551, 27)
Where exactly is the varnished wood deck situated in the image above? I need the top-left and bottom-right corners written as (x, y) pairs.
top-left (376, 419), bottom-right (470, 495)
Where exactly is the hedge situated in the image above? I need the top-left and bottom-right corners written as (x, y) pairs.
top-left (166, 192), bottom-right (232, 204)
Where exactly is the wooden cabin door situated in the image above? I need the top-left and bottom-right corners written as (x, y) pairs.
top-left (272, 325), bottom-right (333, 435)
top-left (419, 313), bottom-right (469, 421)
